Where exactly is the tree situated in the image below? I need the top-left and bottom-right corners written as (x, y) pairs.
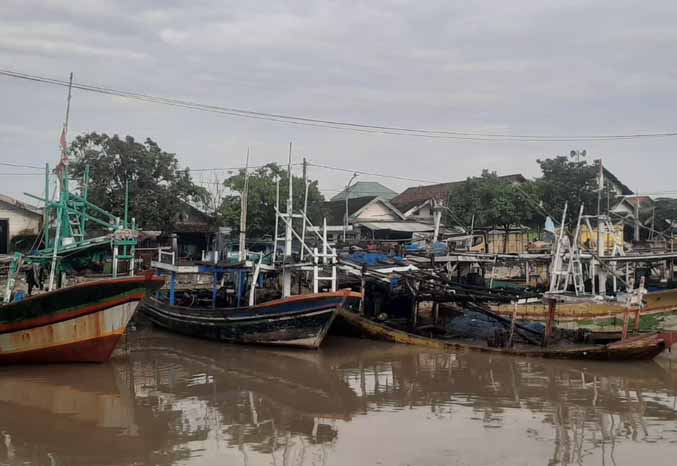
top-left (69, 132), bottom-right (209, 231)
top-left (447, 170), bottom-right (537, 252)
top-left (535, 154), bottom-right (601, 224)
top-left (219, 163), bottom-right (325, 238)
top-left (654, 198), bottom-right (677, 235)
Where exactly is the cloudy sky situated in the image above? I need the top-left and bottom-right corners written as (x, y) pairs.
top-left (1, 0), bottom-right (676, 203)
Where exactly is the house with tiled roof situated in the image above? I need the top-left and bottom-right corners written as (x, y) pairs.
top-left (390, 174), bottom-right (527, 223)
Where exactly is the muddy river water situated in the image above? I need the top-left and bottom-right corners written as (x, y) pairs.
top-left (1, 330), bottom-right (676, 466)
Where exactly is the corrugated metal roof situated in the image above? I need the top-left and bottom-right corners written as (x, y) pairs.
top-left (0, 193), bottom-right (42, 216)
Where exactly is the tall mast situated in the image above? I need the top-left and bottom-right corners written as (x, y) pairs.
top-left (59, 72), bottom-right (73, 195)
top-left (48, 72), bottom-right (73, 290)
top-left (300, 157), bottom-right (309, 261)
top-left (239, 148), bottom-right (250, 261)
top-left (282, 142), bottom-right (293, 297)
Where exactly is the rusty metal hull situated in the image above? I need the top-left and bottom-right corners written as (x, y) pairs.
top-left (0, 276), bottom-right (164, 364)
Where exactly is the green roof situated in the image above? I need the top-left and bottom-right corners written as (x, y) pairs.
top-left (329, 181), bottom-right (398, 201)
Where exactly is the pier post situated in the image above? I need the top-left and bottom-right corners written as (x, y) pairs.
top-left (212, 272), bottom-right (218, 309)
top-left (359, 266), bottom-right (366, 314)
top-left (622, 307), bottom-right (630, 340)
top-left (633, 307), bottom-right (641, 335)
top-left (508, 302), bottom-right (517, 347)
top-left (169, 271), bottom-right (176, 305)
top-left (544, 298), bottom-right (556, 346)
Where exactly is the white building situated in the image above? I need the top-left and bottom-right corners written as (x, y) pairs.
top-left (321, 196), bottom-right (434, 241)
top-left (0, 194), bottom-right (42, 254)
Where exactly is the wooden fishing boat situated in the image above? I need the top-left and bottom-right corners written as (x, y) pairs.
top-left (336, 307), bottom-right (666, 361)
top-left (0, 77), bottom-right (164, 365)
top-left (490, 288), bottom-right (677, 332)
top-left (141, 150), bottom-right (366, 349)
top-left (0, 274), bottom-right (164, 364)
top-left (141, 289), bottom-right (362, 349)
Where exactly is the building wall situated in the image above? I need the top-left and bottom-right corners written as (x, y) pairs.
top-left (578, 224), bottom-right (624, 253)
top-left (485, 231), bottom-right (530, 254)
top-left (408, 204), bottom-right (432, 221)
top-left (0, 204), bottom-right (41, 238)
top-left (356, 201), bottom-right (400, 221)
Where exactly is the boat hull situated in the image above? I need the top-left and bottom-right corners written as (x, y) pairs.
top-left (0, 275), bottom-right (164, 364)
top-left (141, 290), bottom-right (363, 349)
top-left (336, 308), bottom-right (666, 361)
top-left (490, 288), bottom-right (677, 332)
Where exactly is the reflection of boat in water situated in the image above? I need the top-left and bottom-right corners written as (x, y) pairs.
top-left (325, 338), bottom-right (677, 465)
top-left (0, 364), bottom-right (144, 466)
top-left (2, 331), bottom-right (675, 466)
top-left (126, 331), bottom-right (361, 420)
top-left (121, 330), bottom-right (363, 463)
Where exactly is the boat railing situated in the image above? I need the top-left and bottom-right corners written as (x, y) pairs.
top-left (157, 247), bottom-right (175, 266)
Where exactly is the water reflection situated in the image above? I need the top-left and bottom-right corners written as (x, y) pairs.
top-left (0, 331), bottom-right (676, 465)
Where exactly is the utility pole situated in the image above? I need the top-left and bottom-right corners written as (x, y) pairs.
top-left (343, 172), bottom-right (359, 242)
top-left (302, 157), bottom-right (307, 183)
top-left (634, 197), bottom-right (640, 242)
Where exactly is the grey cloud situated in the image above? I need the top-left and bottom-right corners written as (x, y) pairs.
top-left (0, 0), bottom-right (675, 200)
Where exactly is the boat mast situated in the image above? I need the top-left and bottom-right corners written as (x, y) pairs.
top-left (282, 142), bottom-right (293, 297)
top-left (48, 72), bottom-right (73, 291)
top-left (239, 148), bottom-right (250, 261)
top-left (300, 157), bottom-right (309, 262)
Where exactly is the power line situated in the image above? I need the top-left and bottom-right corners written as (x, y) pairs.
top-left (189, 162), bottom-right (303, 172)
top-left (0, 161), bottom-right (44, 170)
top-left (307, 162), bottom-right (443, 184)
top-left (0, 173), bottom-right (43, 176)
top-left (3, 68), bottom-right (677, 142)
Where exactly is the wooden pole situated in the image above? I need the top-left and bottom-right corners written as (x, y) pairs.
top-left (508, 302), bottom-right (517, 347)
top-left (359, 267), bottom-right (366, 315)
top-left (633, 307), bottom-right (641, 335)
top-left (544, 298), bottom-right (556, 346)
top-left (622, 307), bottom-right (630, 340)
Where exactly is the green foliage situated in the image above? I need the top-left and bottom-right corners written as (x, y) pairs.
top-left (654, 198), bottom-right (677, 233)
top-left (219, 163), bottom-right (324, 238)
top-left (69, 132), bottom-right (209, 231)
top-left (535, 155), bottom-right (601, 224)
top-left (447, 170), bottom-right (536, 234)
